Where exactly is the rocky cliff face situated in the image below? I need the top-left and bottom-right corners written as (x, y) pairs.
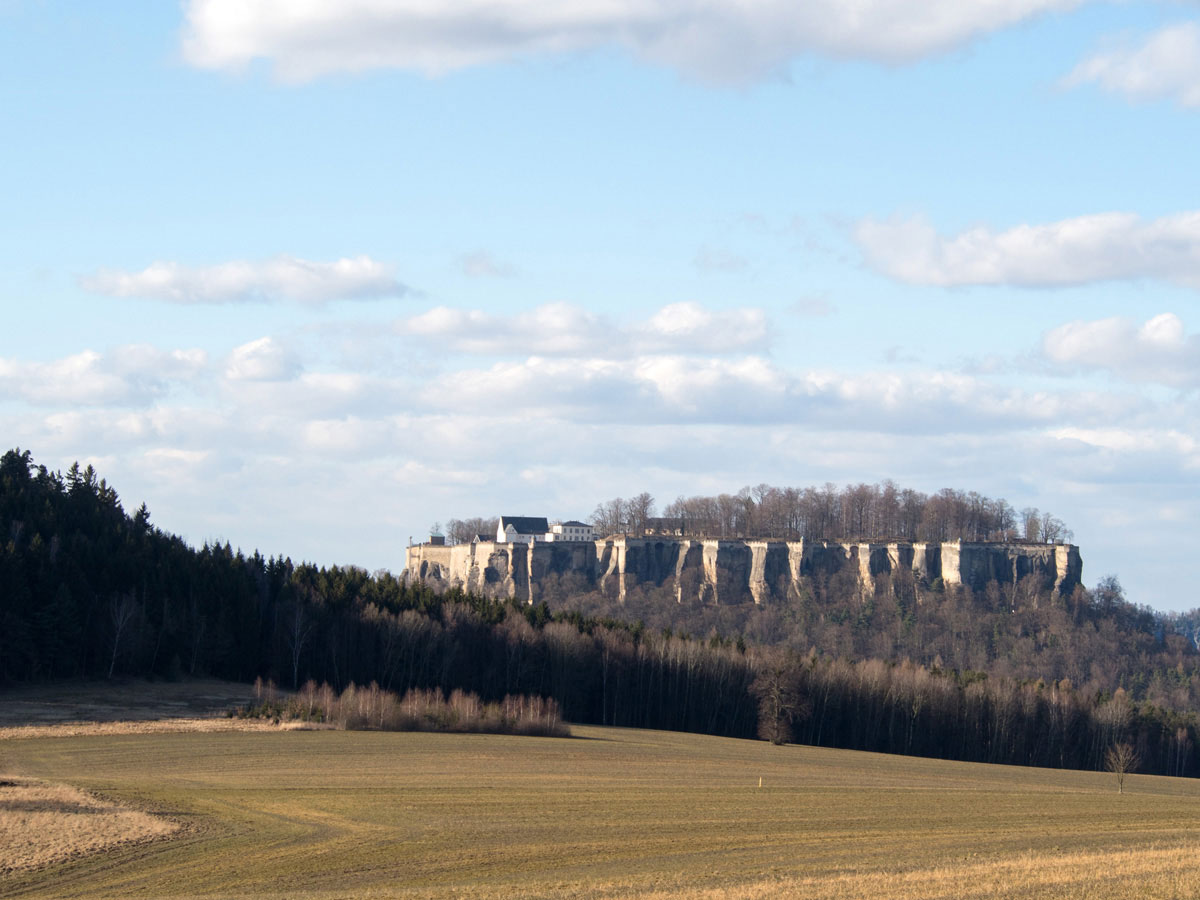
top-left (404, 538), bottom-right (1082, 605)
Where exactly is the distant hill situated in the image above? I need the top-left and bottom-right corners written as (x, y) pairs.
top-left (3, 447), bottom-right (1200, 778)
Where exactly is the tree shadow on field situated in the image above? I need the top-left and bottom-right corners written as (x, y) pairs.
top-left (0, 800), bottom-right (110, 815)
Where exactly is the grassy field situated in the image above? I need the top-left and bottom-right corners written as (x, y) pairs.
top-left (4, 723), bottom-right (1200, 899)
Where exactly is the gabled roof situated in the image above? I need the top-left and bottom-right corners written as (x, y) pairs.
top-left (500, 516), bottom-right (550, 534)
top-left (561, 520), bottom-right (591, 527)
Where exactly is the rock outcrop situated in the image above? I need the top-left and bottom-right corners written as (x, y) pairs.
top-left (405, 537), bottom-right (1082, 605)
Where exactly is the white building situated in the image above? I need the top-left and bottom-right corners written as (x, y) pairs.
top-left (496, 516), bottom-right (551, 544)
top-left (546, 520), bottom-right (595, 542)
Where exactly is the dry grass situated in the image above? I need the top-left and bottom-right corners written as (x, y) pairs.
top-left (615, 843), bottom-right (1200, 899)
top-left (0, 717), bottom-right (321, 741)
top-left (0, 777), bottom-right (177, 875)
top-left (3, 685), bottom-right (1200, 899)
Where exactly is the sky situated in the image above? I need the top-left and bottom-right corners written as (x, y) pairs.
top-left (2, 1), bottom-right (1199, 610)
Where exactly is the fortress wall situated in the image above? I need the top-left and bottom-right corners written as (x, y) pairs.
top-left (405, 537), bottom-right (1082, 607)
top-left (408, 544), bottom-right (453, 585)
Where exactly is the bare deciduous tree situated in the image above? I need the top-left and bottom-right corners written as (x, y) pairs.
top-left (751, 651), bottom-right (806, 745)
top-left (1105, 741), bottom-right (1139, 794)
top-left (591, 498), bottom-right (628, 536)
top-left (445, 517), bottom-right (500, 544)
top-left (625, 492), bottom-right (655, 535)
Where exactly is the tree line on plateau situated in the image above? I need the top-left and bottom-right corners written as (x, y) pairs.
top-left (443, 483), bottom-right (1071, 546)
top-left (588, 484), bottom-right (1071, 543)
top-left (0, 448), bottom-right (1196, 779)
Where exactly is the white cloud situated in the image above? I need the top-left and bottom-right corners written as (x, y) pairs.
top-left (644, 303), bottom-right (767, 353)
top-left (301, 417), bottom-right (395, 455)
top-left (1065, 22), bottom-right (1200, 108)
top-left (402, 303), bottom-right (602, 356)
top-left (0, 346), bottom-right (207, 407)
top-left (6, 327), bottom-right (1198, 608)
top-left (181, 0), bottom-right (1085, 84)
top-left (855, 211), bottom-right (1200, 289)
top-left (398, 301), bottom-right (768, 356)
top-left (221, 368), bottom-right (409, 423)
top-left (421, 353), bottom-right (1133, 431)
top-left (392, 460), bottom-right (491, 488)
top-left (1041, 312), bottom-right (1200, 387)
top-left (225, 337), bottom-right (301, 382)
top-left (82, 255), bottom-right (406, 305)
top-left (141, 448), bottom-right (219, 483)
top-left (1048, 426), bottom-right (1200, 463)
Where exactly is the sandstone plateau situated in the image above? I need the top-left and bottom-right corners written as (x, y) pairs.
top-left (404, 538), bottom-right (1082, 605)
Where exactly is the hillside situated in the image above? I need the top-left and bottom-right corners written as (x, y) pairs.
top-left (3, 447), bottom-right (1200, 778)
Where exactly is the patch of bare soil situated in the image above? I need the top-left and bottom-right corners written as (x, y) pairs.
top-left (0, 777), bottom-right (178, 874)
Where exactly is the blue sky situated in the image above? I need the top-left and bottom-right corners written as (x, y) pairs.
top-left (3, 1), bottom-right (1199, 610)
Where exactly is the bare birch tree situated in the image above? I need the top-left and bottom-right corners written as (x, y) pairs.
top-left (1105, 741), bottom-right (1139, 794)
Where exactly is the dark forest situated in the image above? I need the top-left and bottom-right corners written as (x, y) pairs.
top-left (3, 447), bottom-right (1200, 779)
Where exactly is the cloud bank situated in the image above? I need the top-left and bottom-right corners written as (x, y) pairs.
top-left (0, 346), bottom-right (206, 407)
top-left (10, 305), bottom-right (1198, 606)
top-left (82, 255), bottom-right (407, 305)
top-left (855, 211), bottom-right (1200, 289)
top-left (397, 301), bottom-right (768, 357)
top-left (181, 0), bottom-right (1085, 83)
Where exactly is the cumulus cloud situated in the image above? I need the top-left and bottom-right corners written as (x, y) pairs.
top-left (1041, 312), bottom-right (1200, 387)
top-left (1065, 22), bottom-right (1200, 108)
top-left (0, 346), bottom-right (206, 407)
top-left (224, 337), bottom-right (302, 382)
top-left (180, 0), bottom-right (1085, 84)
top-left (855, 211), bottom-right (1200, 289)
top-left (643, 303), bottom-right (767, 352)
top-left (401, 303), bottom-right (603, 356)
top-left (82, 255), bottom-right (407, 305)
top-left (398, 301), bottom-right (768, 356)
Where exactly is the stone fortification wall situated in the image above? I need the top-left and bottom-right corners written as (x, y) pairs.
top-left (404, 537), bottom-right (1082, 605)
